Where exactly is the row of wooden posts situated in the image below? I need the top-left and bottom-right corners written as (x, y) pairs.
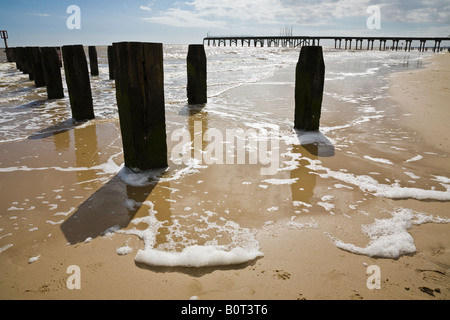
top-left (6, 43), bottom-right (323, 172)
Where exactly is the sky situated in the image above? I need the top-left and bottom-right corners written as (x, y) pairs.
top-left (0, 0), bottom-right (449, 47)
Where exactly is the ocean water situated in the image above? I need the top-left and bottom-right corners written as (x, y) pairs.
top-left (0, 45), bottom-right (432, 143)
top-left (1, 45), bottom-right (449, 266)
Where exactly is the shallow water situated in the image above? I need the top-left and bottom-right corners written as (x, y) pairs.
top-left (1, 45), bottom-right (449, 267)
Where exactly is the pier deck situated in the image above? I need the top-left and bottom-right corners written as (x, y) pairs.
top-left (204, 36), bottom-right (450, 52)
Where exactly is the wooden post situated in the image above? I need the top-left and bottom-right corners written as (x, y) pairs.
top-left (113, 42), bottom-right (168, 171)
top-left (40, 47), bottom-right (64, 99)
top-left (88, 46), bottom-right (99, 76)
top-left (25, 47), bottom-right (35, 81)
top-left (294, 46), bottom-right (325, 132)
top-left (107, 45), bottom-right (115, 80)
top-left (187, 44), bottom-right (207, 105)
top-left (29, 47), bottom-right (46, 88)
top-left (16, 47), bottom-right (29, 74)
top-left (14, 47), bottom-right (24, 72)
top-left (62, 45), bottom-right (95, 121)
top-left (6, 47), bottom-right (14, 62)
top-left (56, 47), bottom-right (63, 67)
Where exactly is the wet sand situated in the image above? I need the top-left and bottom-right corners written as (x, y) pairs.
top-left (390, 53), bottom-right (450, 153)
top-left (1, 52), bottom-right (449, 300)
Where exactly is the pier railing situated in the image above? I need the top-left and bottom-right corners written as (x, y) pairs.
top-left (203, 36), bottom-right (450, 52)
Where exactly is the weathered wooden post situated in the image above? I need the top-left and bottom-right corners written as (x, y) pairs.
top-left (187, 44), bottom-right (207, 105)
top-left (29, 47), bottom-right (46, 88)
top-left (107, 45), bottom-right (115, 80)
top-left (40, 47), bottom-right (64, 99)
top-left (15, 47), bottom-right (25, 72)
top-left (6, 47), bottom-right (14, 63)
top-left (17, 47), bottom-right (30, 74)
top-left (62, 45), bottom-right (95, 121)
top-left (25, 47), bottom-right (35, 81)
top-left (88, 46), bottom-right (99, 76)
top-left (294, 46), bottom-right (325, 132)
top-left (113, 42), bottom-right (168, 171)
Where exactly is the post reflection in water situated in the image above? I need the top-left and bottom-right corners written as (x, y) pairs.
top-left (290, 130), bottom-right (335, 210)
top-left (74, 124), bottom-right (99, 185)
top-left (51, 124), bottom-right (71, 152)
top-left (187, 103), bottom-right (208, 162)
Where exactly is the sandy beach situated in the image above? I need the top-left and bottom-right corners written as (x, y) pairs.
top-left (390, 53), bottom-right (450, 153)
top-left (1, 49), bottom-right (449, 301)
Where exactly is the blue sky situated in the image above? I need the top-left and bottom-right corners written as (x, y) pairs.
top-left (1, 0), bottom-right (449, 46)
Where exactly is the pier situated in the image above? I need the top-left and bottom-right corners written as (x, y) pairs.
top-left (203, 36), bottom-right (450, 52)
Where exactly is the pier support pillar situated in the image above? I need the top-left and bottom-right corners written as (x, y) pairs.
top-left (41, 47), bottom-right (64, 99)
top-left (15, 47), bottom-right (27, 72)
top-left (113, 42), bottom-right (168, 171)
top-left (29, 47), bottom-right (46, 88)
top-left (25, 47), bottom-right (35, 81)
top-left (62, 45), bottom-right (95, 121)
top-left (6, 47), bottom-right (14, 62)
top-left (295, 46), bottom-right (325, 132)
top-left (88, 46), bottom-right (99, 76)
top-left (107, 45), bottom-right (115, 80)
top-left (419, 40), bottom-right (426, 52)
top-left (433, 40), bottom-right (441, 53)
top-left (187, 44), bottom-right (207, 105)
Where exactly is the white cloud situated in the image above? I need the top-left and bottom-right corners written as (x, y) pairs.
top-left (31, 13), bottom-right (51, 17)
top-left (142, 8), bottom-right (227, 28)
top-left (139, 5), bottom-right (152, 11)
top-left (369, 0), bottom-right (450, 24)
top-left (141, 0), bottom-right (450, 29)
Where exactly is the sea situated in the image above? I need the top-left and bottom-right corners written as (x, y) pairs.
top-left (0, 45), bottom-right (430, 143)
top-left (1, 45), bottom-right (449, 266)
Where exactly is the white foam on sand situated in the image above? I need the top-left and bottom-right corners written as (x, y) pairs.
top-left (286, 217), bottom-right (319, 230)
top-left (306, 160), bottom-right (450, 201)
top-left (405, 155), bottom-right (423, 163)
top-left (28, 255), bottom-right (41, 264)
top-left (329, 208), bottom-right (450, 259)
top-left (363, 155), bottom-right (393, 165)
top-left (263, 178), bottom-right (298, 185)
top-left (120, 201), bottom-right (264, 267)
top-left (0, 151), bottom-right (123, 176)
top-left (0, 244), bottom-right (13, 254)
top-left (135, 245), bottom-right (262, 268)
top-left (116, 245), bottom-right (133, 256)
top-left (117, 158), bottom-right (206, 187)
top-left (117, 166), bottom-right (163, 187)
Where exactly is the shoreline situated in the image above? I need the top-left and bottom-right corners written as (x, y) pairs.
top-left (389, 52), bottom-right (450, 153)
top-left (1, 50), bottom-right (450, 300)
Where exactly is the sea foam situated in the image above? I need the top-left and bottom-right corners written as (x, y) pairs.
top-left (120, 201), bottom-right (263, 267)
top-left (329, 208), bottom-right (450, 259)
top-left (135, 245), bottom-right (263, 268)
top-left (306, 160), bottom-right (450, 201)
